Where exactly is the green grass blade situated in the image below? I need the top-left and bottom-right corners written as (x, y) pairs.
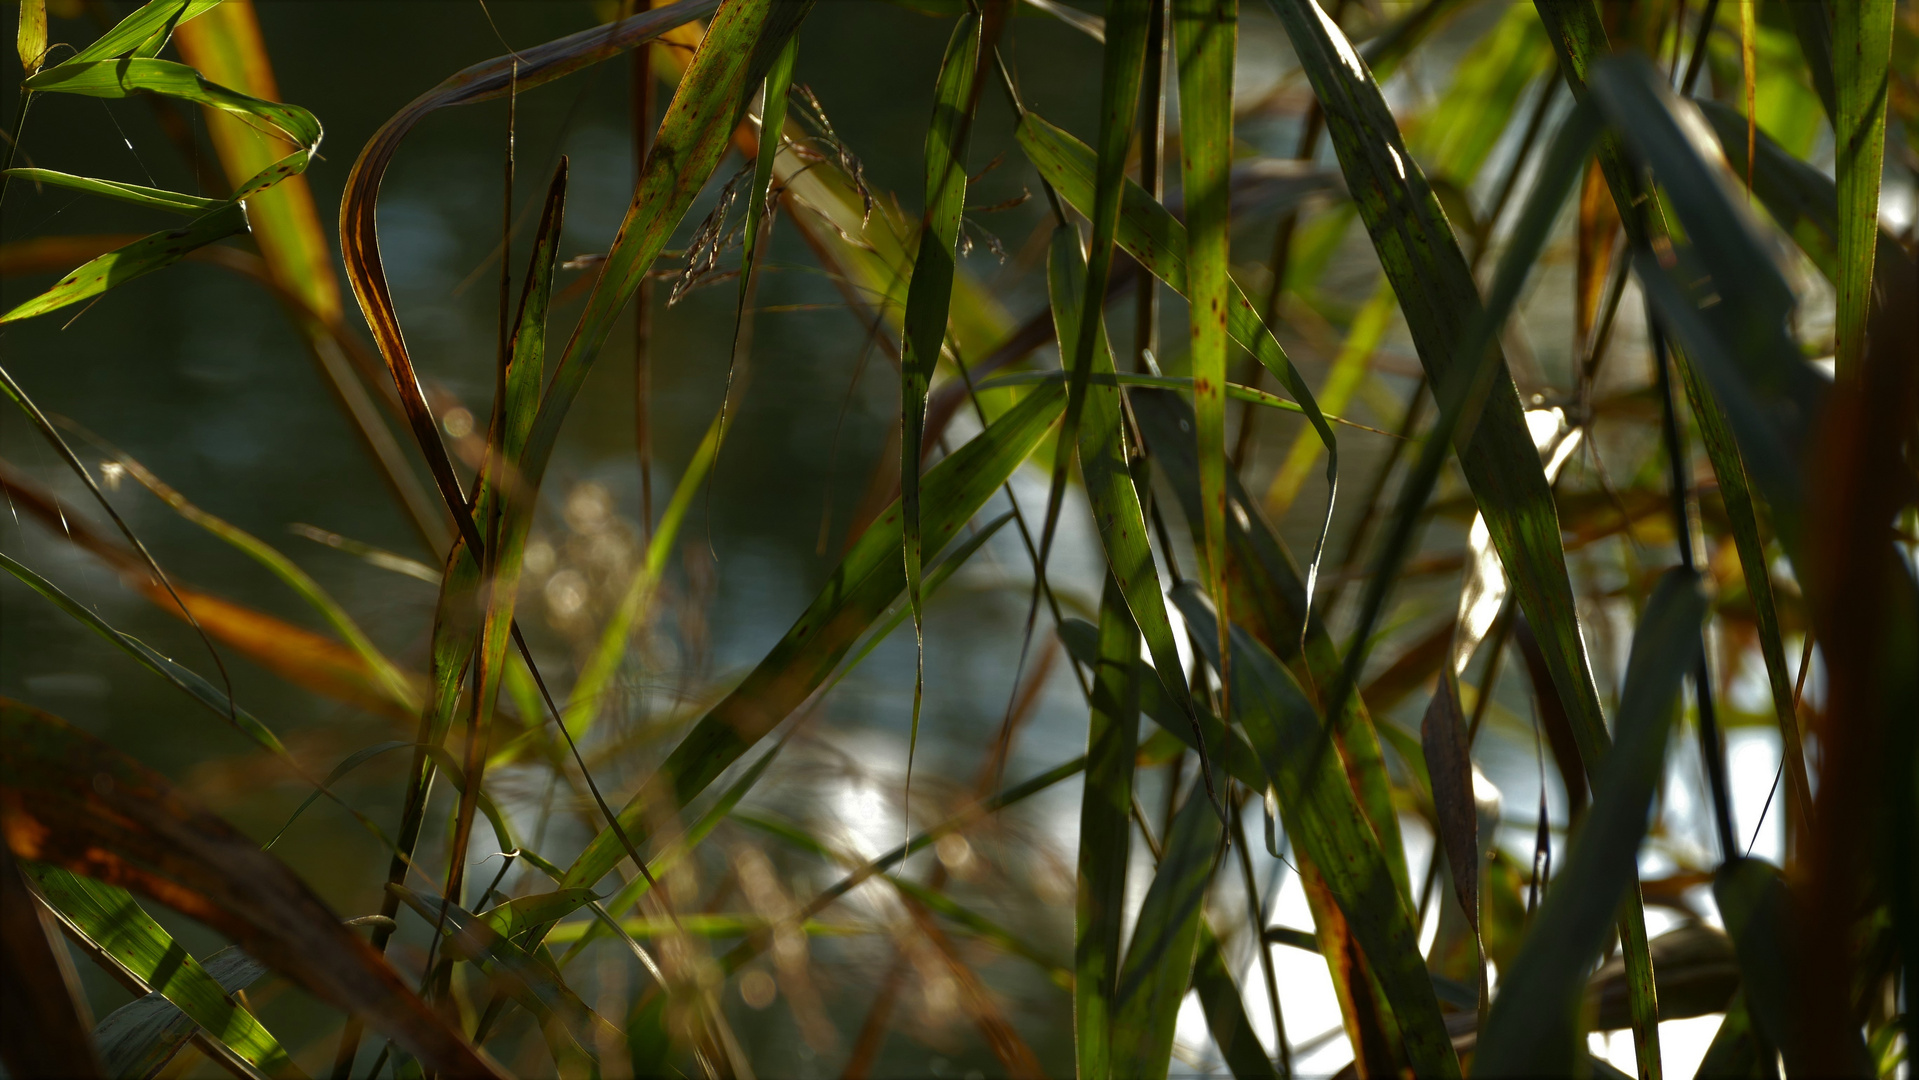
top-left (732, 812), bottom-right (1068, 983)
top-left (1697, 99), bottom-right (1839, 282)
top-left (525, 0), bottom-right (811, 496)
top-left (1047, 227), bottom-right (1198, 772)
top-left (31, 867), bottom-right (298, 1077)
top-left (108, 455), bottom-right (417, 711)
top-left (1588, 56), bottom-right (1824, 537)
top-left (0, 551), bottom-right (290, 759)
top-left (1671, 356), bottom-right (1811, 834)
top-left (899, 12), bottom-right (983, 825)
top-left (1475, 569), bottom-right (1707, 1076)
top-left (561, 407), bottom-right (722, 740)
top-left (739, 32), bottom-right (797, 309)
top-left (1075, 575), bottom-right (1140, 1080)
top-left (562, 382), bottom-right (1067, 890)
top-left (1784, 1), bottom-right (1837, 122)
top-left (0, 168), bottom-right (222, 214)
top-left (23, 57), bottom-right (319, 152)
top-left (1039, 0), bottom-right (1149, 669)
top-left (1057, 617), bottom-right (1267, 791)
top-left (1016, 111), bottom-right (1342, 627)
top-left (1172, 586), bottom-right (1460, 1078)
top-left (1126, 389), bottom-right (1410, 898)
top-left (1193, 923), bottom-right (1283, 1080)
top-left (388, 885), bottom-right (615, 1074)
top-left (1109, 787), bottom-right (1224, 1079)
top-left (93, 946), bottom-right (268, 1079)
top-left (1832, 0), bottom-right (1894, 377)
top-left (0, 203), bottom-right (247, 323)
top-left (1, 701), bottom-right (505, 1077)
top-left (1173, 0), bottom-right (1238, 743)
top-left (60, 0), bottom-right (220, 65)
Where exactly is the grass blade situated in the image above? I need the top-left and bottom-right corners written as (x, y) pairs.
top-left (1109, 787), bottom-right (1223, 1079)
top-left (62, 0), bottom-right (219, 66)
top-left (1475, 568), bottom-right (1706, 1076)
top-left (0, 168), bottom-right (221, 214)
top-left (899, 10), bottom-right (983, 837)
top-left (29, 866), bottom-right (297, 1077)
top-left (1014, 113), bottom-right (1343, 616)
top-left (562, 381), bottom-right (1067, 890)
top-left (1046, 227), bottom-right (1200, 788)
top-left (0, 700), bottom-right (506, 1078)
top-left (388, 886), bottom-right (617, 1074)
top-left (93, 946), bottom-right (268, 1079)
top-left (1173, 0), bottom-right (1238, 749)
top-left (1832, 0), bottom-right (1894, 377)
top-left (1075, 575), bottom-right (1140, 1080)
top-left (1192, 923), bottom-right (1283, 1080)
top-left (1173, 586), bottom-right (1460, 1078)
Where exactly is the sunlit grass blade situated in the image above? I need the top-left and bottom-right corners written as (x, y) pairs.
top-left (1173, 586), bottom-right (1459, 1078)
top-left (29, 866), bottom-right (298, 1077)
top-left (92, 946), bottom-right (267, 1079)
top-left (0, 700), bottom-right (506, 1079)
top-left (0, 169), bottom-right (221, 214)
top-left (1475, 568), bottom-right (1706, 1076)
top-left (173, 0), bottom-right (342, 324)
top-left (1046, 227), bottom-right (1200, 786)
top-left (1832, 0), bottom-right (1894, 377)
top-left (1109, 786), bottom-right (1223, 1079)
top-left (562, 382), bottom-right (1067, 890)
top-left (106, 451), bottom-right (418, 711)
top-left (975, 369), bottom-right (1393, 434)
top-left (0, 845), bottom-right (101, 1079)
top-left (1075, 576), bottom-right (1140, 1080)
top-left (15, 0), bottom-right (46, 75)
top-left (557, 408), bottom-right (721, 743)
top-left (1267, 283), bottom-right (1392, 513)
top-left (0, 203), bottom-right (247, 323)
top-left (61, 0), bottom-right (219, 66)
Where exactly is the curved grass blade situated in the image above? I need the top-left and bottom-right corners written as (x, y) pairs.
top-left (0, 845), bottom-right (101, 1079)
top-left (0, 701), bottom-right (506, 1079)
top-left (1832, 0), bottom-right (1894, 377)
top-left (265, 741), bottom-right (411, 850)
top-left (1076, 576), bottom-right (1140, 1080)
top-left (29, 866), bottom-right (297, 1077)
top-left (93, 946), bottom-right (268, 1080)
top-left (62, 0), bottom-right (221, 66)
top-left (1109, 787), bottom-right (1223, 1080)
top-left (1475, 569), bottom-right (1706, 1076)
top-left (973, 369), bottom-right (1393, 433)
top-left (1046, 227), bottom-right (1202, 797)
top-left (1172, 586), bottom-right (1459, 1078)
top-left (22, 59), bottom-right (318, 146)
top-left (337, 0), bottom-right (721, 540)
top-left (562, 381), bottom-right (1067, 890)
top-left (899, 11), bottom-right (984, 830)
